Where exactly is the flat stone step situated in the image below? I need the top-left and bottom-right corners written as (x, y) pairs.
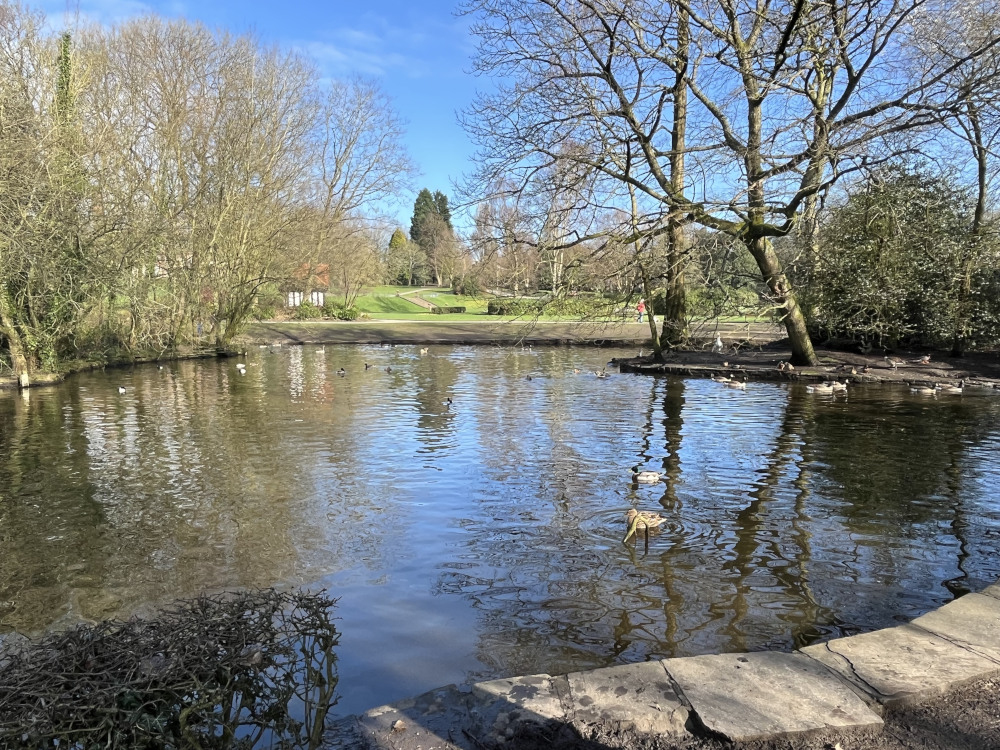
top-left (910, 592), bottom-right (1000, 664)
top-left (663, 651), bottom-right (882, 742)
top-left (801, 622), bottom-right (1000, 706)
top-left (565, 661), bottom-right (689, 739)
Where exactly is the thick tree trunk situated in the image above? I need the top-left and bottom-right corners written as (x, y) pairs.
top-left (659, 223), bottom-right (688, 349)
top-left (745, 236), bottom-right (817, 365)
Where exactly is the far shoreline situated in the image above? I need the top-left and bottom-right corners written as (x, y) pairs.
top-left (4, 319), bottom-right (998, 390)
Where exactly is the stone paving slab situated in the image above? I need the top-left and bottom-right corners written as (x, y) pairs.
top-left (911, 592), bottom-right (1000, 664)
top-left (663, 651), bottom-right (882, 742)
top-left (468, 673), bottom-right (570, 745)
top-left (565, 661), bottom-right (690, 738)
top-left (802, 623), bottom-right (1000, 706)
top-left (982, 583), bottom-right (1000, 600)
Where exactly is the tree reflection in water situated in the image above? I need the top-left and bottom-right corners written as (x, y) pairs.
top-left (1, 347), bottom-right (999, 716)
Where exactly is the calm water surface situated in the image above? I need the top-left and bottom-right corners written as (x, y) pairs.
top-left (2, 344), bottom-right (1000, 716)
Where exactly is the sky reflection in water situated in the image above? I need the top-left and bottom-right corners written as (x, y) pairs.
top-left (1, 344), bottom-right (999, 716)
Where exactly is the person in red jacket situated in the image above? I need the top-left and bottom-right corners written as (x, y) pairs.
top-left (636, 298), bottom-right (646, 323)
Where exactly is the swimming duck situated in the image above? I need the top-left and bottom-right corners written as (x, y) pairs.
top-left (829, 380), bottom-right (848, 392)
top-left (623, 509), bottom-right (668, 543)
top-left (936, 381), bottom-right (964, 395)
top-left (631, 466), bottom-right (662, 483)
top-left (910, 384), bottom-right (936, 395)
top-left (806, 382), bottom-right (835, 394)
top-left (725, 378), bottom-right (746, 390)
top-left (337, 368), bottom-right (346, 377)
top-left (117, 385), bottom-right (126, 394)
top-left (419, 348), bottom-right (429, 355)
top-left (711, 374), bottom-right (730, 383)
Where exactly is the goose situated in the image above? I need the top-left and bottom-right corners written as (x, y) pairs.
top-left (712, 334), bottom-right (724, 353)
top-left (631, 466), bottom-right (662, 483)
top-left (910, 384), bottom-right (936, 395)
top-left (936, 381), bottom-right (964, 395)
top-left (711, 374), bottom-right (731, 383)
top-left (623, 509), bottom-right (668, 543)
top-left (829, 380), bottom-right (848, 392)
top-left (806, 382), bottom-right (835, 394)
top-left (725, 378), bottom-right (747, 390)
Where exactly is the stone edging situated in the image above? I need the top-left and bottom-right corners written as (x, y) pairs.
top-left (325, 582), bottom-right (1000, 749)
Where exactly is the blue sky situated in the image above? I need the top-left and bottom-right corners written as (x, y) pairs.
top-left (46, 0), bottom-right (481, 229)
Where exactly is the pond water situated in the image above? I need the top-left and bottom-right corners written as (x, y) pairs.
top-left (2, 344), bottom-right (1000, 717)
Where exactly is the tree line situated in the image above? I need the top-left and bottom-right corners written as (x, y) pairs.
top-left (0, 3), bottom-right (415, 380)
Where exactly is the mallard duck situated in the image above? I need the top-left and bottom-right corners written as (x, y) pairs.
top-left (623, 509), bottom-right (668, 543)
top-left (936, 381), bottom-right (964, 395)
top-left (631, 466), bottom-right (661, 483)
top-left (806, 382), bottom-right (835, 394)
top-left (910, 384), bottom-right (936, 395)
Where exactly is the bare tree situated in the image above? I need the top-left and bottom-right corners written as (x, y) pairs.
top-left (463, 0), bottom-right (1000, 364)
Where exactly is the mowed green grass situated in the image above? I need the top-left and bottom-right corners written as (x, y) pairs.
top-left (353, 287), bottom-right (493, 318)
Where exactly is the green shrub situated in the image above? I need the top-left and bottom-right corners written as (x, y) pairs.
top-left (452, 275), bottom-right (481, 297)
top-left (431, 306), bottom-right (466, 314)
top-left (321, 300), bottom-right (361, 320)
top-left (294, 301), bottom-right (322, 320)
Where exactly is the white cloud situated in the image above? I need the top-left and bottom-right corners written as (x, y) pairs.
top-left (299, 12), bottom-right (470, 81)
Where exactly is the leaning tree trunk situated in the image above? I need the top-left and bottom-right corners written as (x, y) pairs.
top-left (0, 288), bottom-right (31, 386)
top-left (745, 236), bottom-right (817, 365)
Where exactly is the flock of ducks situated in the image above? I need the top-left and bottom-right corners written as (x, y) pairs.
top-left (910, 381), bottom-right (965, 395)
